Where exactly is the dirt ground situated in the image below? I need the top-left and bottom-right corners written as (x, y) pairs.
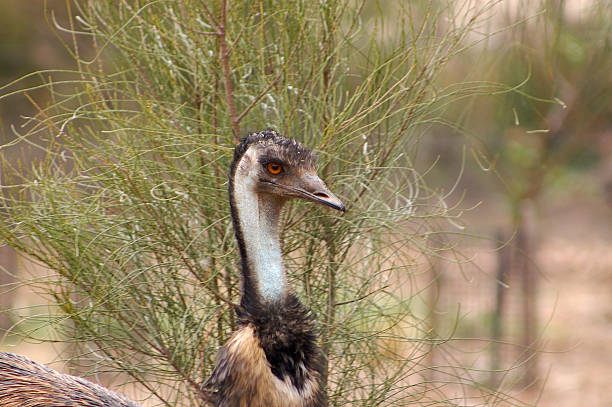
top-left (458, 174), bottom-right (612, 407)
top-left (528, 197), bottom-right (612, 407)
top-left (535, 238), bottom-right (612, 407)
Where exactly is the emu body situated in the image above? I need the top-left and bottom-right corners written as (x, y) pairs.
top-left (0, 351), bottom-right (139, 407)
top-left (0, 131), bottom-right (344, 407)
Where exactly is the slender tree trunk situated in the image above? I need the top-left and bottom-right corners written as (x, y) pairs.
top-left (516, 203), bottom-right (538, 386)
top-left (490, 228), bottom-right (511, 386)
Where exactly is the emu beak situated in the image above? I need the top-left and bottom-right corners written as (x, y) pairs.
top-left (299, 174), bottom-right (346, 212)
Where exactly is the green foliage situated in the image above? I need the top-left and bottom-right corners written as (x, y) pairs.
top-left (0, 1), bottom-right (529, 406)
top-left (464, 0), bottom-right (612, 204)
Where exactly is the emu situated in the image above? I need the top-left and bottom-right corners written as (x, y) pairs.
top-left (0, 130), bottom-right (345, 407)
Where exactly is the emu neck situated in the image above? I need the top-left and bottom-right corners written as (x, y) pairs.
top-left (231, 173), bottom-right (286, 303)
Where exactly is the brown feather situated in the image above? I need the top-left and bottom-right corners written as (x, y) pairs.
top-left (207, 325), bottom-right (320, 407)
top-left (0, 352), bottom-right (140, 407)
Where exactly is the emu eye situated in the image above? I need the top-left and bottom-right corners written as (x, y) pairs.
top-left (266, 162), bottom-right (283, 175)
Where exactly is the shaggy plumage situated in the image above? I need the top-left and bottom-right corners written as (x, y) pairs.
top-left (206, 130), bottom-right (343, 407)
top-left (0, 352), bottom-right (139, 407)
top-left (206, 294), bottom-right (326, 407)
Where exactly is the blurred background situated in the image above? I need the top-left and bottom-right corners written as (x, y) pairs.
top-left (1, 1), bottom-right (610, 406)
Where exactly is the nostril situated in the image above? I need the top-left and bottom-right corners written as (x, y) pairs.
top-left (314, 192), bottom-right (329, 198)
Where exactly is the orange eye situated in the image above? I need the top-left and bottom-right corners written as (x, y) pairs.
top-left (267, 162), bottom-right (283, 175)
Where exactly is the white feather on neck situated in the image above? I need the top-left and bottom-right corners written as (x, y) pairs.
top-left (233, 151), bottom-right (286, 301)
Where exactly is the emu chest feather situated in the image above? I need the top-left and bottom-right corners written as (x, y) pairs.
top-left (209, 325), bottom-right (320, 407)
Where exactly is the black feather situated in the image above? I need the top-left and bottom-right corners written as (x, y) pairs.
top-left (236, 294), bottom-right (325, 392)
